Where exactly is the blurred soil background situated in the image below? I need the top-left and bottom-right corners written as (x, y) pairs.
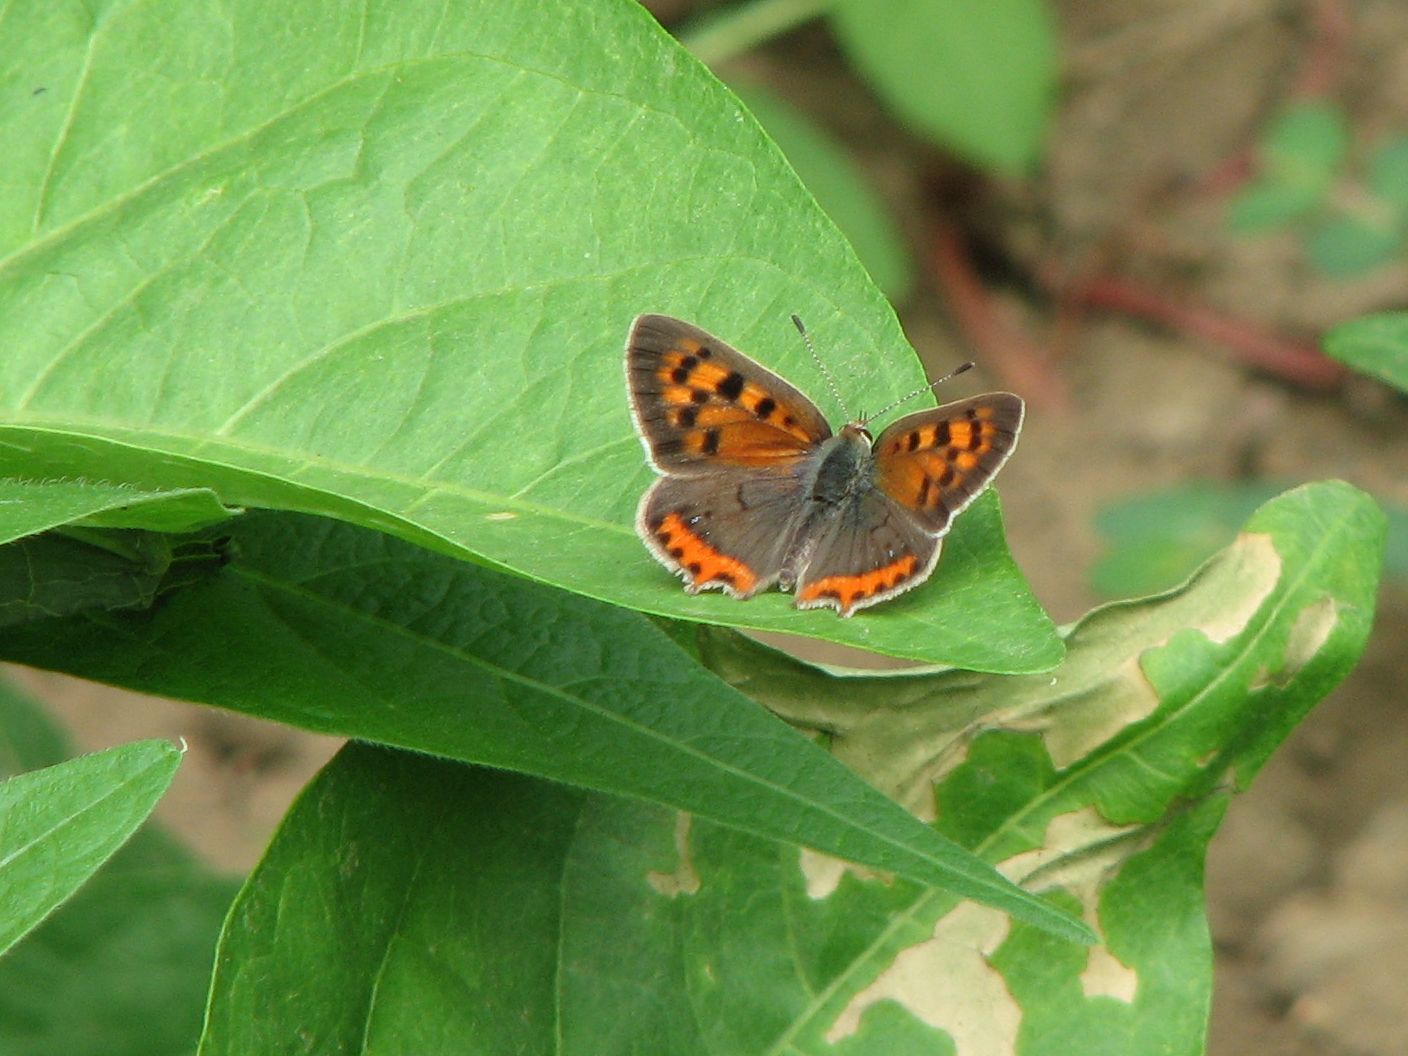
top-left (8, 1), bottom-right (1408, 1052)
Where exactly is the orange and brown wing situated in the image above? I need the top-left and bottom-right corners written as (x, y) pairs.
top-left (626, 314), bottom-right (831, 473)
top-left (871, 394), bottom-right (1024, 535)
top-left (793, 489), bottom-right (941, 617)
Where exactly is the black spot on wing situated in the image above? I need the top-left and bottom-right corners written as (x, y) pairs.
top-left (717, 372), bottom-right (745, 401)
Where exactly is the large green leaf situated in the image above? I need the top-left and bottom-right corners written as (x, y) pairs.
top-left (0, 510), bottom-right (1088, 941)
top-left (0, 478), bottom-right (234, 626)
top-left (682, 480), bottom-right (1382, 1051)
top-left (1324, 311), bottom-right (1408, 393)
top-left (0, 737), bottom-right (180, 956)
top-left (201, 476), bottom-right (1382, 1053)
top-left (731, 82), bottom-right (913, 301)
top-left (829, 0), bottom-right (1056, 174)
top-left (0, 676), bottom-right (237, 1056)
top-left (0, 0), bottom-right (1057, 671)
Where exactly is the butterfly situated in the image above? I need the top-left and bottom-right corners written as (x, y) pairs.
top-left (624, 314), bottom-right (1024, 616)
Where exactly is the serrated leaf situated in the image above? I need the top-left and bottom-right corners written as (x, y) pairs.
top-left (0, 738), bottom-right (180, 956)
top-left (828, 0), bottom-right (1056, 174)
top-left (202, 480), bottom-right (1382, 1052)
top-left (1324, 311), bottom-right (1408, 392)
top-left (0, 679), bottom-right (236, 1056)
top-left (0, 510), bottom-right (1089, 942)
top-left (732, 82), bottom-right (913, 301)
top-left (0, 0), bottom-right (1056, 670)
top-left (1306, 213), bottom-right (1404, 277)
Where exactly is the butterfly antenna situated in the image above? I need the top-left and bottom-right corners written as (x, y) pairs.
top-left (791, 314), bottom-right (853, 421)
top-left (861, 361), bottom-right (975, 425)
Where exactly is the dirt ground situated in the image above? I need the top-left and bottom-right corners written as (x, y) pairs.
top-left (8, 1), bottom-right (1408, 1053)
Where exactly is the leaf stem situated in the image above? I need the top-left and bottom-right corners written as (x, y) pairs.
top-left (678, 0), bottom-right (834, 66)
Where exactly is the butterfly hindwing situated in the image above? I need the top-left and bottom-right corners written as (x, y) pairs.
top-left (871, 394), bottom-right (1024, 535)
top-left (637, 466), bottom-right (811, 598)
top-left (793, 488), bottom-right (940, 616)
top-left (626, 314), bottom-right (832, 473)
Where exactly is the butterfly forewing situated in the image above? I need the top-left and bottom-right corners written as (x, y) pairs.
top-left (871, 394), bottom-right (1024, 535)
top-left (626, 314), bottom-right (832, 473)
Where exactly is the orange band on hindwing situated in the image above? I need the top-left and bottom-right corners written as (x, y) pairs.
top-left (798, 554), bottom-right (919, 614)
top-left (650, 512), bottom-right (758, 594)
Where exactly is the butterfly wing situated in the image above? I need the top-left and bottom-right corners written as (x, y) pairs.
top-left (870, 394), bottom-right (1025, 534)
top-left (791, 394), bottom-right (1024, 616)
top-left (637, 467), bottom-right (812, 598)
top-left (793, 488), bottom-right (941, 616)
top-left (626, 314), bottom-right (832, 473)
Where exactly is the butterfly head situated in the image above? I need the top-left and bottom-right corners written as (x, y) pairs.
top-left (840, 421), bottom-right (874, 445)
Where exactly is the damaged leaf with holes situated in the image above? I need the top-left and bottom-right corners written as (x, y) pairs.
top-left (183, 481), bottom-right (1382, 1052)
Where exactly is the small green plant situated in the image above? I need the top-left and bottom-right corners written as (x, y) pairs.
top-left (0, 3), bottom-right (1386, 1054)
top-left (1090, 316), bottom-right (1408, 603)
top-left (1230, 101), bottom-right (1408, 277)
top-left (685, 0), bottom-right (1058, 175)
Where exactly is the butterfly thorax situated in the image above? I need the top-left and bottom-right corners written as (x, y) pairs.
top-left (809, 424), bottom-right (875, 507)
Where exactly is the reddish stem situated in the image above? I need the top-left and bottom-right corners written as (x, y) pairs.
top-left (931, 222), bottom-right (1071, 410)
top-left (1071, 275), bottom-right (1345, 390)
top-left (1201, 0), bottom-right (1352, 198)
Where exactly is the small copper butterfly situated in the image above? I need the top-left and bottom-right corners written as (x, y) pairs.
top-left (625, 314), bottom-right (1024, 616)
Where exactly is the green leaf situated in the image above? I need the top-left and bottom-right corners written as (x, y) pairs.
top-left (732, 82), bottom-right (913, 300)
top-left (200, 746), bottom-right (581, 1055)
top-left (0, 679), bottom-right (236, 1056)
top-left (0, 737), bottom-right (180, 957)
top-left (206, 476), bottom-right (1384, 1053)
top-left (0, 511), bottom-right (1088, 942)
top-left (1306, 213), bottom-right (1404, 277)
top-left (676, 480), bottom-right (1382, 1050)
top-left (1259, 101), bottom-right (1348, 193)
top-left (1091, 481), bottom-right (1290, 598)
top-left (1324, 311), bottom-right (1408, 392)
top-left (1226, 179), bottom-right (1326, 231)
top-left (0, 826), bottom-right (237, 1056)
top-left (0, 0), bottom-right (1055, 670)
top-left (1227, 103), bottom-right (1349, 232)
top-left (0, 479), bottom-right (235, 626)
top-left (0, 478), bottom-right (233, 546)
top-left (829, 0), bottom-right (1056, 174)
top-left (1095, 482), bottom-right (1408, 597)
top-left (1368, 135), bottom-right (1408, 210)
top-left (0, 671), bottom-right (73, 776)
